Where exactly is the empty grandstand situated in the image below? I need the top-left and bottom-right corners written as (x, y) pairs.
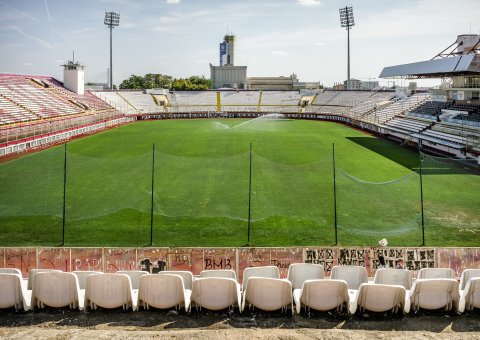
top-left (0, 74), bottom-right (130, 156)
top-left (1, 33), bottom-right (479, 161)
top-left (379, 34), bottom-right (480, 157)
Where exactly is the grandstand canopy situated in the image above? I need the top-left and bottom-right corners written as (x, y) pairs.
top-left (379, 54), bottom-right (480, 79)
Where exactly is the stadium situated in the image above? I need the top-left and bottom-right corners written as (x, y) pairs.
top-left (0, 0), bottom-right (480, 338)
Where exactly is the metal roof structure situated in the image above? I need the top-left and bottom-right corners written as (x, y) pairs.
top-left (379, 35), bottom-right (480, 79)
top-left (379, 54), bottom-right (479, 78)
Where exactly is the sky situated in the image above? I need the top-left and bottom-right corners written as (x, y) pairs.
top-left (0, 0), bottom-right (479, 87)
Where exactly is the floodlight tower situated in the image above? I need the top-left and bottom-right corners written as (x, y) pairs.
top-left (339, 6), bottom-right (355, 90)
top-left (104, 11), bottom-right (120, 89)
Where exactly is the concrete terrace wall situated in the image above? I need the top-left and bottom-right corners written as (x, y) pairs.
top-left (2, 247), bottom-right (479, 282)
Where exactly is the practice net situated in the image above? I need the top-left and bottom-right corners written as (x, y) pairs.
top-left (335, 167), bottom-right (422, 246)
top-left (0, 146), bottom-right (64, 245)
top-left (420, 152), bottom-right (480, 243)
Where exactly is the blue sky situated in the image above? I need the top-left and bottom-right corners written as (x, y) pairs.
top-left (0, 0), bottom-right (479, 87)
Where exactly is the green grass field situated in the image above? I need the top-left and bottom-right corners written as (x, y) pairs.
top-left (1, 118), bottom-right (479, 247)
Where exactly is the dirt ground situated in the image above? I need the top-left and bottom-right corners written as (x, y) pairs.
top-left (1, 308), bottom-right (480, 339)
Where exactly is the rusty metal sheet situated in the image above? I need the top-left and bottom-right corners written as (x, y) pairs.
top-left (304, 248), bottom-right (337, 275)
top-left (271, 248), bottom-right (303, 279)
top-left (238, 248), bottom-right (271, 283)
top-left (38, 248), bottom-right (71, 272)
top-left (437, 248), bottom-right (480, 277)
top-left (4, 248), bottom-right (37, 278)
top-left (71, 248), bottom-right (103, 272)
top-left (188, 249), bottom-right (205, 275)
top-left (202, 248), bottom-right (236, 273)
top-left (104, 248), bottom-right (138, 273)
top-left (0, 248), bottom-right (4, 268)
top-left (136, 248), bottom-right (168, 273)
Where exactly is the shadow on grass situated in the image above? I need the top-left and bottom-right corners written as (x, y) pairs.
top-left (347, 136), bottom-right (479, 175)
top-left (346, 136), bottom-right (418, 170)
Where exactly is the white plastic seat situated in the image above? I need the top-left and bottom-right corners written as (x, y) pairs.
top-left (192, 277), bottom-right (241, 311)
top-left (353, 283), bottom-right (406, 315)
top-left (85, 273), bottom-right (136, 311)
top-left (459, 278), bottom-right (480, 313)
top-left (0, 268), bottom-right (26, 291)
top-left (0, 268), bottom-right (22, 275)
top-left (242, 277), bottom-right (293, 314)
top-left (287, 263), bottom-right (324, 291)
top-left (374, 269), bottom-right (413, 290)
top-left (408, 278), bottom-right (459, 312)
top-left (138, 274), bottom-right (191, 312)
top-left (199, 269), bottom-right (237, 281)
top-left (459, 269), bottom-right (480, 291)
top-left (159, 271), bottom-right (194, 290)
top-left (0, 273), bottom-right (31, 311)
top-left (417, 268), bottom-right (455, 280)
top-left (73, 271), bottom-right (104, 290)
top-left (330, 266), bottom-right (368, 290)
top-left (116, 270), bottom-right (149, 290)
top-left (27, 269), bottom-right (62, 290)
top-left (294, 279), bottom-right (349, 314)
top-left (242, 266), bottom-right (280, 291)
top-left (31, 271), bottom-right (83, 310)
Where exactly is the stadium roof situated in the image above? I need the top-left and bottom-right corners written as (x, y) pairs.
top-left (379, 54), bottom-right (480, 79)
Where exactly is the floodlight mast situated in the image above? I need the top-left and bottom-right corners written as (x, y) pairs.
top-left (339, 6), bottom-right (355, 89)
top-left (104, 11), bottom-right (120, 90)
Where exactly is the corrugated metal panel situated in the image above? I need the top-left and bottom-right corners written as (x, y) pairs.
top-left (379, 55), bottom-right (475, 78)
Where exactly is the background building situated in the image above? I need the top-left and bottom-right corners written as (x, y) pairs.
top-left (211, 34), bottom-right (247, 89)
top-left (343, 79), bottom-right (379, 90)
top-left (210, 64), bottom-right (247, 89)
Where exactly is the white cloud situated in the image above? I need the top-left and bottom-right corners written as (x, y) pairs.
top-left (297, 0), bottom-right (321, 7)
top-left (23, 62), bottom-right (33, 66)
top-left (314, 42), bottom-right (325, 46)
top-left (166, 0), bottom-right (181, 4)
top-left (272, 50), bottom-right (288, 56)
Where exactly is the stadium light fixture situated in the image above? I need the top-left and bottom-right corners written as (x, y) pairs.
top-left (339, 6), bottom-right (355, 89)
top-left (104, 11), bottom-right (120, 90)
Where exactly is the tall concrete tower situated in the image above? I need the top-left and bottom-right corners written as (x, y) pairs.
top-left (219, 35), bottom-right (235, 66)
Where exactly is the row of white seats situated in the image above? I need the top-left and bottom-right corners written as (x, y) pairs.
top-left (1, 266), bottom-right (479, 315)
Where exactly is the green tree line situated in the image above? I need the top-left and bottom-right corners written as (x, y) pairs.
top-left (119, 74), bottom-right (212, 91)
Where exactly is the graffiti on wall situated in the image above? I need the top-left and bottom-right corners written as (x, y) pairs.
top-left (2, 247), bottom-right (479, 279)
top-left (38, 248), bottom-right (70, 271)
top-left (304, 248), bottom-right (336, 273)
top-left (3, 248), bottom-right (36, 278)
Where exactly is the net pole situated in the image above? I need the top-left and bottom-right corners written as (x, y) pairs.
top-left (61, 143), bottom-right (67, 246)
top-left (247, 142), bottom-right (253, 245)
top-left (150, 143), bottom-right (155, 246)
top-left (332, 143), bottom-right (338, 245)
top-left (418, 148), bottom-right (425, 246)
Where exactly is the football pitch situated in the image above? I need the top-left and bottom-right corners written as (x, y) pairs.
top-left (1, 118), bottom-right (479, 247)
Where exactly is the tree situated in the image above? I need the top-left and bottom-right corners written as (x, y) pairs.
top-left (119, 75), bottom-right (145, 89)
top-left (171, 76), bottom-right (212, 91)
top-left (119, 73), bottom-right (173, 90)
top-left (119, 74), bottom-right (211, 91)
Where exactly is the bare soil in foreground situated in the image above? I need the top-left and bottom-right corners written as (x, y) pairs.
top-left (1, 308), bottom-right (480, 339)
